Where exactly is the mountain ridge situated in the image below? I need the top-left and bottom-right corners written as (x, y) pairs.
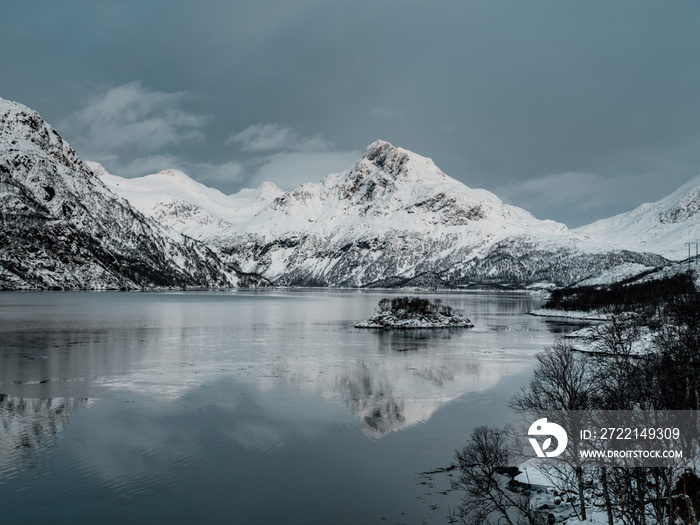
top-left (0, 97), bottom-right (266, 290)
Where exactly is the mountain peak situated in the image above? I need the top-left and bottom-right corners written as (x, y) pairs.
top-left (362, 140), bottom-right (446, 183)
top-left (330, 140), bottom-right (450, 205)
top-left (575, 174), bottom-right (700, 259)
top-left (0, 97), bottom-right (87, 176)
top-left (363, 140), bottom-right (409, 179)
top-left (152, 169), bottom-right (192, 185)
top-left (364, 139), bottom-right (398, 160)
top-left (0, 97), bottom-right (29, 114)
top-left (254, 181), bottom-right (284, 202)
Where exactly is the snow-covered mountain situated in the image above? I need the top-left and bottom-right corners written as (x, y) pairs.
top-left (103, 140), bottom-right (666, 288)
top-left (222, 140), bottom-right (571, 287)
top-left (0, 97), bottom-right (265, 290)
top-left (575, 176), bottom-right (700, 260)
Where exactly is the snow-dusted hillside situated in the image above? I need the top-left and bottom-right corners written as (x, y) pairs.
top-left (105, 139), bottom-right (666, 287)
top-left (575, 176), bottom-right (700, 260)
top-left (95, 163), bottom-right (283, 242)
top-left (0, 97), bottom-right (265, 290)
top-left (454, 233), bottom-right (665, 288)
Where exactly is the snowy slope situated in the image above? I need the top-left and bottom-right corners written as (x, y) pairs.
top-left (95, 163), bottom-right (283, 242)
top-left (571, 262), bottom-right (653, 287)
top-left (575, 175), bottom-right (700, 260)
top-left (0, 97), bottom-right (265, 290)
top-left (455, 232), bottom-right (665, 288)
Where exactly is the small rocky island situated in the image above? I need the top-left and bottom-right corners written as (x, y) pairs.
top-left (356, 296), bottom-right (474, 329)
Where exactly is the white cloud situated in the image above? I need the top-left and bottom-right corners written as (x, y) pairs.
top-left (495, 171), bottom-right (676, 226)
top-left (227, 122), bottom-right (360, 189)
top-left (511, 172), bottom-right (667, 211)
top-left (226, 123), bottom-right (332, 153)
top-left (63, 81), bottom-right (206, 166)
top-left (227, 123), bottom-right (297, 152)
top-left (104, 155), bottom-right (244, 185)
top-left (190, 160), bottom-right (245, 184)
top-left (248, 150), bottom-right (361, 189)
top-left (60, 82), bottom-right (248, 186)
top-left (118, 154), bottom-right (183, 178)
top-left (64, 90), bottom-right (359, 190)
top-left (504, 172), bottom-right (610, 211)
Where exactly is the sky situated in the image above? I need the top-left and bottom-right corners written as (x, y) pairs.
top-left (2, 0), bottom-right (700, 227)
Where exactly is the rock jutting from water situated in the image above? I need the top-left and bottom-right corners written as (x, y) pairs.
top-left (355, 296), bottom-right (474, 329)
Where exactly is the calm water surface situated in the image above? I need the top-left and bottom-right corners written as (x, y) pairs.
top-left (0, 290), bottom-right (585, 524)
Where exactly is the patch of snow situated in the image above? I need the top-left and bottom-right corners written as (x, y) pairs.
top-left (514, 459), bottom-right (558, 487)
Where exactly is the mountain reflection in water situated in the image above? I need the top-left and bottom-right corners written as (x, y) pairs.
top-left (0, 395), bottom-right (88, 479)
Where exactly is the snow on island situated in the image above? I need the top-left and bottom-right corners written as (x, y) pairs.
top-left (355, 296), bottom-right (474, 329)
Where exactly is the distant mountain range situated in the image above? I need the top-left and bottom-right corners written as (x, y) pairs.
top-left (2, 96), bottom-right (694, 290)
top-left (98, 140), bottom-right (668, 288)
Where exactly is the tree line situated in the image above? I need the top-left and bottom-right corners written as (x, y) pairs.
top-left (544, 272), bottom-right (694, 313)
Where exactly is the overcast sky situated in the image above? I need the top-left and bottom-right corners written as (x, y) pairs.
top-left (2, 0), bottom-right (699, 227)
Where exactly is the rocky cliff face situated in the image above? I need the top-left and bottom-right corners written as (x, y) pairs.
top-left (0, 98), bottom-right (265, 290)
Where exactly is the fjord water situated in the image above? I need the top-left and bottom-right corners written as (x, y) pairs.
top-left (0, 290), bottom-right (580, 524)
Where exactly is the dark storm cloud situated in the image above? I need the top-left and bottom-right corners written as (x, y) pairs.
top-left (1, 0), bottom-right (699, 225)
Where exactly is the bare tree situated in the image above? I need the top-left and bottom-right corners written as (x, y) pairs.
top-left (454, 425), bottom-right (545, 525)
top-left (511, 340), bottom-right (593, 413)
